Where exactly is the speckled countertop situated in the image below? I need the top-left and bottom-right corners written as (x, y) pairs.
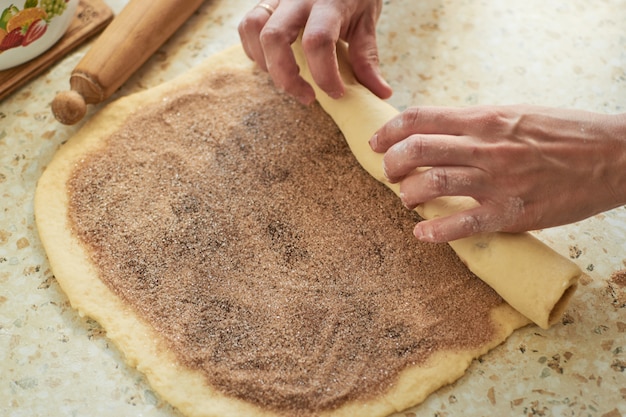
top-left (1, 1), bottom-right (625, 416)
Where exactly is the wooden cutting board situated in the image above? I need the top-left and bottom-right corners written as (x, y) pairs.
top-left (0, 0), bottom-right (113, 102)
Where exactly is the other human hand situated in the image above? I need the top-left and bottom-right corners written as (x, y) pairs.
top-left (369, 105), bottom-right (626, 242)
top-left (238, 0), bottom-right (392, 105)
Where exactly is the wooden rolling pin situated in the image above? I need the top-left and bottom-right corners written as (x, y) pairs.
top-left (52, 0), bottom-right (205, 125)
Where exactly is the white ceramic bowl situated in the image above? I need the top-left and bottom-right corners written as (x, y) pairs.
top-left (0, 0), bottom-right (78, 70)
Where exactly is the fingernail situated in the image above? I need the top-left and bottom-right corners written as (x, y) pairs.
top-left (382, 159), bottom-right (390, 181)
top-left (298, 94), bottom-right (315, 106)
top-left (399, 192), bottom-right (417, 210)
top-left (369, 133), bottom-right (378, 150)
top-left (399, 192), bottom-right (410, 209)
top-left (329, 90), bottom-right (344, 99)
top-left (414, 224), bottom-right (434, 242)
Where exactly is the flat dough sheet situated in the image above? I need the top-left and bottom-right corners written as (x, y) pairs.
top-left (35, 43), bottom-right (578, 417)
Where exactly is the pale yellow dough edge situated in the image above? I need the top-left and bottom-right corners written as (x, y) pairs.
top-left (35, 43), bottom-right (545, 417)
top-left (291, 40), bottom-right (582, 329)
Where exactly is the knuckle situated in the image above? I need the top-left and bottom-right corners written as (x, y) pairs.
top-left (474, 106), bottom-right (514, 133)
top-left (239, 15), bottom-right (265, 35)
top-left (350, 45), bottom-right (381, 68)
top-left (259, 25), bottom-right (288, 46)
top-left (407, 134), bottom-right (426, 158)
top-left (460, 213), bottom-right (482, 234)
top-left (424, 168), bottom-right (449, 193)
top-left (403, 107), bottom-right (422, 129)
top-left (301, 30), bottom-right (336, 54)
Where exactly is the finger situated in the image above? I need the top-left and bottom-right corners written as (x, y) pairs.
top-left (414, 194), bottom-right (529, 242)
top-left (238, 1), bottom-right (281, 70)
top-left (398, 167), bottom-right (487, 210)
top-left (260, 3), bottom-right (316, 104)
top-left (413, 206), bottom-right (503, 243)
top-left (346, 15), bottom-right (392, 99)
top-left (300, 4), bottom-right (344, 98)
top-left (370, 106), bottom-right (483, 153)
top-left (382, 134), bottom-right (477, 182)
top-left (238, 14), bottom-right (266, 68)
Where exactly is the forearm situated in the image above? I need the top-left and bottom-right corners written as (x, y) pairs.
top-left (600, 112), bottom-right (626, 210)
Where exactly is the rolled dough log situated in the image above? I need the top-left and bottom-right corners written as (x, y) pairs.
top-left (291, 40), bottom-right (581, 329)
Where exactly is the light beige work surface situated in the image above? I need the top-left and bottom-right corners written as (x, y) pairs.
top-left (1, 1), bottom-right (625, 416)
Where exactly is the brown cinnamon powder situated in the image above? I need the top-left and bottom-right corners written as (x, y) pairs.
top-left (67, 68), bottom-right (504, 416)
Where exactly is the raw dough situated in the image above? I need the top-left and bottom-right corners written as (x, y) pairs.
top-left (291, 40), bottom-right (581, 329)
top-left (35, 42), bottom-right (576, 417)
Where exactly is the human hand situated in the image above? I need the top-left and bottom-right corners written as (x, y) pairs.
top-left (238, 0), bottom-right (392, 105)
top-left (369, 105), bottom-right (626, 242)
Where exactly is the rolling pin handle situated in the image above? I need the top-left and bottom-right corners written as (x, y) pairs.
top-left (52, 90), bottom-right (87, 125)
